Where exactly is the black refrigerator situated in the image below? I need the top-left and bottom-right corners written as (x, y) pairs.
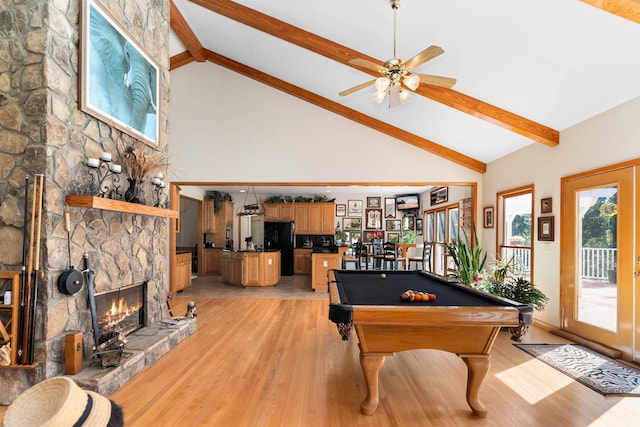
top-left (264, 221), bottom-right (295, 276)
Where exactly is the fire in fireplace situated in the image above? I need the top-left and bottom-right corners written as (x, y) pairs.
top-left (94, 281), bottom-right (146, 339)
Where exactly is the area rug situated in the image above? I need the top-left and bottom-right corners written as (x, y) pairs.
top-left (514, 344), bottom-right (640, 396)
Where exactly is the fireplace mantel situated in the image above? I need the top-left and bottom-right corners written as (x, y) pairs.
top-left (66, 195), bottom-right (179, 219)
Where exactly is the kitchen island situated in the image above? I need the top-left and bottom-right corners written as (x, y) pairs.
top-left (221, 250), bottom-right (281, 287)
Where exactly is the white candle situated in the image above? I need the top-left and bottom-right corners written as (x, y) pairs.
top-left (157, 172), bottom-right (163, 179)
top-left (86, 158), bottom-right (99, 168)
top-left (100, 152), bottom-right (112, 162)
top-left (110, 164), bottom-right (121, 173)
top-left (152, 177), bottom-right (161, 185)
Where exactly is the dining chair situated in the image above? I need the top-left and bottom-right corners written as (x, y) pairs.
top-left (381, 241), bottom-right (400, 270)
top-left (342, 241), bottom-right (363, 270)
top-left (408, 242), bottom-right (432, 272)
top-left (371, 240), bottom-right (384, 270)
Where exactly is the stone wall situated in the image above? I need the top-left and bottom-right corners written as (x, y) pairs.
top-left (0, 0), bottom-right (170, 404)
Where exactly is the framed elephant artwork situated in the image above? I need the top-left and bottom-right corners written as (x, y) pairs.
top-left (81, 0), bottom-right (160, 145)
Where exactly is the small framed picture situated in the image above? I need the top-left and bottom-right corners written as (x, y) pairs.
top-left (541, 197), bottom-right (552, 214)
top-left (430, 187), bottom-right (448, 205)
top-left (335, 204), bottom-right (346, 217)
top-left (347, 200), bottom-right (363, 217)
top-left (402, 216), bottom-right (415, 230)
top-left (416, 219), bottom-right (423, 233)
top-left (387, 232), bottom-right (400, 243)
top-left (483, 206), bottom-right (494, 228)
top-left (349, 231), bottom-right (362, 244)
top-left (538, 216), bottom-right (554, 241)
top-left (342, 218), bottom-right (362, 231)
top-left (384, 198), bottom-right (396, 218)
top-left (365, 208), bottom-right (382, 229)
top-left (367, 197), bottom-right (381, 208)
top-left (386, 219), bottom-right (401, 231)
top-left (363, 230), bottom-right (383, 243)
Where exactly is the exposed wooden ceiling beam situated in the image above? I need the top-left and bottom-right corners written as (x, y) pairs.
top-left (170, 51), bottom-right (195, 70)
top-left (189, 0), bottom-right (559, 147)
top-left (170, 0), bottom-right (206, 62)
top-left (203, 49), bottom-right (486, 174)
top-left (580, 0), bottom-right (640, 24)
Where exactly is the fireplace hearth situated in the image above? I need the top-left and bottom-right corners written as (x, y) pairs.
top-left (94, 281), bottom-right (147, 341)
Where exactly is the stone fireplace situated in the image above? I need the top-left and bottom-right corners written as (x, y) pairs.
top-left (0, 0), bottom-right (176, 404)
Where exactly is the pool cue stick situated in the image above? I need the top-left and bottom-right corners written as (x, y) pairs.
top-left (20, 175), bottom-right (38, 365)
top-left (27, 174), bottom-right (44, 365)
top-left (17, 177), bottom-right (29, 362)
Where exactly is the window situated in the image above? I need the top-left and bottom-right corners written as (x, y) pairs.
top-left (498, 185), bottom-right (533, 280)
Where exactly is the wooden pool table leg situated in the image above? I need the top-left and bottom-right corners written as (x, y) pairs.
top-left (359, 352), bottom-right (386, 415)
top-left (460, 354), bottom-right (490, 418)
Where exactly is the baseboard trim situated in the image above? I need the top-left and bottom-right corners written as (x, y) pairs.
top-left (549, 329), bottom-right (622, 359)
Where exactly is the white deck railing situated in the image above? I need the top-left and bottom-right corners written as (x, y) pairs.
top-left (499, 247), bottom-right (616, 281)
top-left (581, 247), bottom-right (617, 279)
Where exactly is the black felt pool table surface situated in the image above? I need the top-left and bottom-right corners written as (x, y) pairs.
top-left (333, 270), bottom-right (516, 307)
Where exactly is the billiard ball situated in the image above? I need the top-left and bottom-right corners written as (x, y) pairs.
top-left (381, 273), bottom-right (386, 279)
top-left (428, 293), bottom-right (436, 302)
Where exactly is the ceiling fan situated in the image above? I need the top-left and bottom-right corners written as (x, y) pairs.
top-left (339, 0), bottom-right (456, 108)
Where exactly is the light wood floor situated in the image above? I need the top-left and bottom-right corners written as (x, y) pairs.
top-left (2, 275), bottom-right (640, 426)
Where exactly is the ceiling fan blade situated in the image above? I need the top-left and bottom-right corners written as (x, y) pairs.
top-left (404, 45), bottom-right (445, 70)
top-left (414, 73), bottom-right (457, 88)
top-left (339, 80), bottom-right (376, 97)
top-left (348, 58), bottom-right (385, 73)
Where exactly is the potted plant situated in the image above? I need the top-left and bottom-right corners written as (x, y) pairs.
top-left (335, 222), bottom-right (343, 245)
top-left (445, 227), bottom-right (486, 286)
top-left (478, 256), bottom-right (549, 341)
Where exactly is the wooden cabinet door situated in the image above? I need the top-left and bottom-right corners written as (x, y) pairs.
top-left (321, 203), bottom-right (335, 234)
top-left (295, 204), bottom-right (310, 234)
top-left (279, 204), bottom-right (294, 220)
top-left (244, 254), bottom-right (260, 285)
top-left (264, 203), bottom-right (279, 221)
top-left (203, 200), bottom-right (215, 233)
top-left (308, 204), bottom-right (322, 234)
top-left (294, 249), bottom-right (312, 274)
top-left (223, 201), bottom-right (234, 225)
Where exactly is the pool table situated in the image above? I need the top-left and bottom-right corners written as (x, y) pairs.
top-left (328, 270), bottom-right (533, 417)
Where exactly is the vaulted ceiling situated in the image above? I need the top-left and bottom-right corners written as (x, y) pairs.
top-left (169, 0), bottom-right (640, 173)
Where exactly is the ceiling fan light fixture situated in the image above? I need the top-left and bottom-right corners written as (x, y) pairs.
top-left (373, 89), bottom-right (387, 103)
top-left (399, 89), bottom-right (412, 104)
top-left (404, 74), bottom-right (420, 91)
top-left (375, 77), bottom-right (390, 92)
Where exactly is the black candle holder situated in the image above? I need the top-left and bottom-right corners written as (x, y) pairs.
top-left (86, 153), bottom-right (122, 199)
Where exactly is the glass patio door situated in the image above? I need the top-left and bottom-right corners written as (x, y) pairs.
top-left (561, 166), bottom-right (636, 360)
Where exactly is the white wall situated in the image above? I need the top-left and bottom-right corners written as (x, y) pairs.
top-left (169, 62), bottom-right (482, 185)
top-left (483, 97), bottom-right (640, 326)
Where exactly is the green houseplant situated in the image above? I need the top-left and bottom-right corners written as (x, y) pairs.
top-left (445, 227), bottom-right (486, 286)
top-left (478, 256), bottom-right (549, 341)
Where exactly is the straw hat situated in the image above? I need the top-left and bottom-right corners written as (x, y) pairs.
top-left (2, 377), bottom-right (123, 427)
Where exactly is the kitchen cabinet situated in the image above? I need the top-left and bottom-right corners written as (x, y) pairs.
top-left (294, 203), bottom-right (334, 235)
top-left (294, 204), bottom-right (310, 234)
top-left (311, 253), bottom-right (340, 292)
top-left (173, 252), bottom-right (192, 292)
top-left (202, 248), bottom-right (221, 275)
top-left (294, 248), bottom-right (312, 274)
top-left (212, 201), bottom-right (234, 248)
top-left (221, 251), bottom-right (280, 287)
top-left (203, 200), bottom-right (216, 233)
top-left (264, 203), bottom-right (294, 221)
